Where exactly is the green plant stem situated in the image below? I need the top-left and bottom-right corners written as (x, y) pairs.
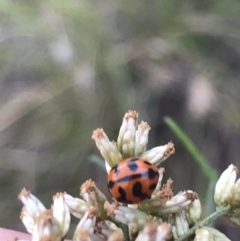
top-left (108, 216), bottom-right (130, 241)
top-left (176, 205), bottom-right (231, 241)
top-left (164, 117), bottom-right (218, 182)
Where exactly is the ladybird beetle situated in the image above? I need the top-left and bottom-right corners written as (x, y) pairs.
top-left (107, 157), bottom-right (159, 204)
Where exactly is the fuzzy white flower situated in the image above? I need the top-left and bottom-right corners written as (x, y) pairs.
top-left (117, 110), bottom-right (138, 158)
top-left (73, 207), bottom-right (97, 241)
top-left (229, 177), bottom-right (240, 207)
top-left (140, 142), bottom-right (175, 167)
top-left (92, 128), bottom-right (122, 169)
top-left (140, 179), bottom-right (198, 215)
top-left (20, 206), bottom-right (35, 234)
top-left (170, 210), bottom-right (189, 239)
top-left (32, 209), bottom-right (62, 241)
top-left (92, 110), bottom-right (175, 180)
top-left (135, 222), bottom-right (172, 241)
top-left (80, 179), bottom-right (108, 219)
top-left (64, 193), bottom-right (89, 219)
top-left (108, 231), bottom-right (124, 241)
top-left (18, 188), bottom-right (46, 234)
top-left (18, 188), bottom-right (46, 220)
top-left (52, 192), bottom-right (70, 238)
top-left (214, 164), bottom-right (238, 207)
top-left (104, 201), bottom-right (151, 233)
top-left (95, 221), bottom-right (121, 240)
top-left (135, 121), bottom-right (151, 156)
top-left (186, 198), bottom-right (202, 225)
top-left (194, 227), bottom-right (231, 241)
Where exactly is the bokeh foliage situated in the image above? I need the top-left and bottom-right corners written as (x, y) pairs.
top-left (0, 0), bottom-right (240, 238)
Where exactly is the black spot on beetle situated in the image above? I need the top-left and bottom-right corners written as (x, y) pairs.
top-left (116, 197), bottom-right (133, 204)
top-left (132, 181), bottom-right (149, 199)
top-left (127, 158), bottom-right (139, 171)
top-left (117, 186), bottom-right (127, 202)
top-left (147, 168), bottom-right (158, 179)
top-left (108, 181), bottom-right (115, 189)
top-left (116, 173), bottom-right (142, 182)
top-left (149, 183), bottom-right (157, 190)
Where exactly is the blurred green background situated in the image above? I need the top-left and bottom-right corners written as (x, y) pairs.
top-left (0, 0), bottom-right (240, 239)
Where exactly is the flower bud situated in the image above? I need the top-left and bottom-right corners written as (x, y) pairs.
top-left (171, 210), bottom-right (189, 239)
top-left (194, 227), bottom-right (231, 241)
top-left (95, 221), bottom-right (120, 240)
top-left (139, 179), bottom-right (174, 213)
top-left (141, 190), bottom-right (197, 215)
top-left (52, 192), bottom-right (70, 238)
top-left (108, 231), bottom-right (124, 241)
top-left (140, 142), bottom-right (175, 167)
top-left (20, 206), bottom-right (34, 234)
top-left (135, 121), bottom-right (151, 156)
top-left (229, 178), bottom-right (240, 207)
top-left (73, 229), bottom-right (91, 241)
top-left (151, 168), bottom-right (165, 197)
top-left (73, 207), bottom-right (97, 241)
top-left (92, 128), bottom-right (122, 168)
top-left (156, 223), bottom-right (172, 241)
top-left (214, 164), bottom-right (238, 207)
top-left (80, 179), bottom-right (108, 219)
top-left (117, 110), bottom-right (138, 158)
top-left (18, 188), bottom-right (46, 219)
top-left (194, 227), bottom-right (214, 241)
top-left (63, 193), bottom-right (89, 219)
top-left (32, 209), bottom-right (62, 241)
top-left (186, 197), bottom-right (202, 225)
top-left (104, 201), bottom-right (150, 233)
top-left (160, 191), bottom-right (197, 215)
top-left (140, 179), bottom-right (197, 215)
top-left (135, 222), bottom-right (172, 241)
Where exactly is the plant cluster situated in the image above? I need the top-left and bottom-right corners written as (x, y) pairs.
top-left (17, 110), bottom-right (240, 241)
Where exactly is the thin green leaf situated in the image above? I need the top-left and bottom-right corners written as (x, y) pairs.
top-left (164, 116), bottom-right (218, 182)
top-left (88, 155), bottom-right (106, 170)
